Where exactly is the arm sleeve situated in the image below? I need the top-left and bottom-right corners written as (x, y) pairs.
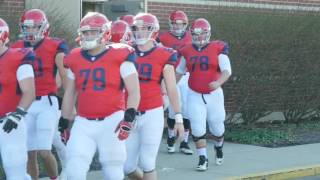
top-left (176, 56), bottom-right (187, 75)
top-left (218, 54), bottom-right (232, 75)
top-left (166, 52), bottom-right (178, 66)
top-left (120, 61), bottom-right (137, 79)
top-left (17, 64), bottom-right (34, 81)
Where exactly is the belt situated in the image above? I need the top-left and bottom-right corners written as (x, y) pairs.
top-left (36, 93), bottom-right (57, 100)
top-left (86, 117), bottom-right (105, 121)
top-left (136, 111), bottom-right (146, 116)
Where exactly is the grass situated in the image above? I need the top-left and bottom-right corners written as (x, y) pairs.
top-left (225, 121), bottom-right (320, 147)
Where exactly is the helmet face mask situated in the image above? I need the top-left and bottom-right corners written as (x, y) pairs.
top-left (190, 18), bottom-right (211, 48)
top-left (20, 9), bottom-right (49, 43)
top-left (169, 10), bottom-right (188, 37)
top-left (78, 12), bottom-right (111, 50)
top-left (169, 20), bottom-right (187, 37)
top-left (0, 18), bottom-right (9, 47)
top-left (131, 13), bottom-right (159, 45)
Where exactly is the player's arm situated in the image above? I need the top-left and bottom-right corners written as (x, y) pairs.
top-left (17, 64), bottom-right (36, 110)
top-left (175, 56), bottom-right (187, 82)
top-left (209, 54), bottom-right (232, 90)
top-left (55, 41), bottom-right (69, 90)
top-left (163, 64), bottom-right (184, 141)
top-left (122, 61), bottom-right (140, 110)
top-left (115, 60), bottom-right (140, 141)
top-left (61, 69), bottom-right (77, 120)
top-left (3, 59), bottom-right (36, 133)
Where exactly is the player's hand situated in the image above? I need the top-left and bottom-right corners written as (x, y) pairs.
top-left (209, 81), bottom-right (221, 90)
top-left (60, 129), bottom-right (70, 144)
top-left (3, 107), bottom-right (27, 133)
top-left (174, 113), bottom-right (185, 143)
top-left (115, 120), bottom-right (132, 141)
top-left (114, 108), bottom-right (136, 141)
top-left (58, 117), bottom-right (69, 133)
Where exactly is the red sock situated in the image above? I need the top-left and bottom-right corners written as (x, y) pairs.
top-left (50, 176), bottom-right (58, 180)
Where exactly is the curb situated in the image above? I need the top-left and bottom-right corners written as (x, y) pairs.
top-left (224, 164), bottom-right (320, 180)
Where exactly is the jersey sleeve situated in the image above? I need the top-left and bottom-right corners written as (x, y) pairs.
top-left (57, 40), bottom-right (69, 55)
top-left (20, 50), bottom-right (35, 66)
top-left (125, 47), bottom-right (137, 63)
top-left (216, 41), bottom-right (229, 55)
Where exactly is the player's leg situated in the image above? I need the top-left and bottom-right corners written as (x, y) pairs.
top-left (124, 115), bottom-right (143, 180)
top-left (177, 73), bottom-right (193, 155)
top-left (66, 116), bottom-right (97, 180)
top-left (187, 88), bottom-right (208, 171)
top-left (139, 107), bottom-right (164, 180)
top-left (36, 103), bottom-right (59, 179)
top-left (24, 106), bottom-right (39, 180)
top-left (97, 111), bottom-right (127, 180)
top-left (52, 130), bottom-right (67, 179)
top-left (1, 119), bottom-right (31, 180)
top-left (167, 104), bottom-right (176, 153)
top-left (206, 87), bottom-right (226, 165)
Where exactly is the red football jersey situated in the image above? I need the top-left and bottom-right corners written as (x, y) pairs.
top-left (157, 31), bottom-right (192, 51)
top-left (0, 48), bottom-right (34, 116)
top-left (135, 45), bottom-right (178, 111)
top-left (11, 37), bottom-right (68, 96)
top-left (180, 41), bottom-right (229, 94)
top-left (157, 31), bottom-right (192, 68)
top-left (64, 44), bottom-right (136, 118)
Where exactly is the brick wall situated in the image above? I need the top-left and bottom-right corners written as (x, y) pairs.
top-left (0, 0), bottom-right (25, 40)
top-left (147, 0), bottom-right (320, 113)
top-left (148, 0), bottom-right (320, 30)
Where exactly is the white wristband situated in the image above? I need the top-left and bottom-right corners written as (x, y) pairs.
top-left (175, 113), bottom-right (183, 123)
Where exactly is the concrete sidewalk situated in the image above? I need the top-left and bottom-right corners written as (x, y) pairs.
top-left (41, 140), bottom-right (320, 180)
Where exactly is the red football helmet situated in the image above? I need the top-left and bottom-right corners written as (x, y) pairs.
top-left (0, 18), bottom-right (9, 46)
top-left (131, 13), bottom-right (159, 45)
top-left (120, 15), bottom-right (134, 26)
top-left (190, 18), bottom-right (211, 47)
top-left (78, 12), bottom-right (111, 50)
top-left (20, 9), bottom-right (49, 42)
top-left (111, 20), bottom-right (132, 44)
top-left (169, 10), bottom-right (188, 37)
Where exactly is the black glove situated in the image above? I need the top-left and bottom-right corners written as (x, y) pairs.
top-left (58, 117), bottom-right (69, 133)
top-left (3, 107), bottom-right (27, 133)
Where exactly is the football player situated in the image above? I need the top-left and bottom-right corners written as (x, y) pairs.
top-left (0, 17), bottom-right (35, 180)
top-left (157, 10), bottom-right (193, 155)
top-left (176, 18), bottom-right (232, 171)
top-left (11, 9), bottom-right (69, 180)
top-left (124, 13), bottom-right (184, 180)
top-left (59, 12), bottom-right (140, 179)
top-left (111, 20), bottom-right (133, 45)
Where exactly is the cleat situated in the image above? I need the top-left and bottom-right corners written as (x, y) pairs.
top-left (179, 141), bottom-right (193, 155)
top-left (215, 146), bottom-right (224, 165)
top-left (196, 155), bottom-right (208, 171)
top-left (167, 137), bottom-right (175, 153)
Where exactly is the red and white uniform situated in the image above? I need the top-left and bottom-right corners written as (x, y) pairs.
top-left (124, 44), bottom-right (178, 173)
top-left (65, 43), bottom-right (137, 179)
top-left (157, 31), bottom-right (192, 119)
top-left (0, 47), bottom-right (34, 179)
top-left (177, 40), bottom-right (231, 137)
top-left (157, 31), bottom-right (192, 54)
top-left (11, 37), bottom-right (68, 96)
top-left (11, 37), bottom-right (69, 151)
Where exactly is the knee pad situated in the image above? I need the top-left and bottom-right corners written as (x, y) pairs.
top-left (2, 146), bottom-right (27, 167)
top-left (183, 118), bottom-right (190, 130)
top-left (209, 134), bottom-right (224, 142)
top-left (167, 118), bottom-right (175, 129)
top-left (192, 134), bottom-right (206, 142)
top-left (102, 165), bottom-right (124, 180)
top-left (66, 157), bottom-right (90, 180)
top-left (139, 158), bottom-right (156, 173)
